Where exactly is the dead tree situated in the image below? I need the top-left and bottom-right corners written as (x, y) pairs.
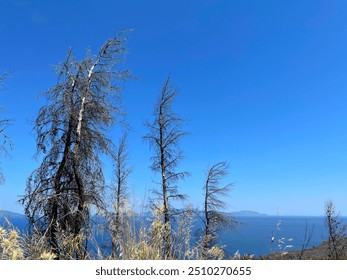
top-left (110, 132), bottom-right (132, 258)
top-left (298, 220), bottom-right (314, 260)
top-left (144, 77), bottom-right (189, 259)
top-left (200, 162), bottom-right (235, 259)
top-left (20, 32), bottom-right (131, 259)
top-left (0, 74), bottom-right (11, 185)
top-left (324, 200), bottom-right (347, 259)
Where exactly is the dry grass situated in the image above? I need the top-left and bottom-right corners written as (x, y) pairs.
top-left (93, 204), bottom-right (226, 260)
top-left (0, 225), bottom-right (23, 260)
top-left (0, 205), bottom-right (230, 260)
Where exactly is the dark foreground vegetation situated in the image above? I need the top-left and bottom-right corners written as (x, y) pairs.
top-left (263, 237), bottom-right (347, 260)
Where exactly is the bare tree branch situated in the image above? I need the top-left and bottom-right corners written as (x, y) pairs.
top-left (0, 73), bottom-right (12, 185)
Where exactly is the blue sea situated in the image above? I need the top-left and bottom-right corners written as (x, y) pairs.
top-left (218, 216), bottom-right (346, 257)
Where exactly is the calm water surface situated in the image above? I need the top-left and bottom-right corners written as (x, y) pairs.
top-left (219, 216), bottom-right (347, 257)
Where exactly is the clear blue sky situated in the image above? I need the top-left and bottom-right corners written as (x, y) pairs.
top-left (1, 0), bottom-right (347, 216)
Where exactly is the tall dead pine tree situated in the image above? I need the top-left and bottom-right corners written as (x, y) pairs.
top-left (0, 74), bottom-right (11, 185)
top-left (201, 162), bottom-right (235, 259)
top-left (20, 32), bottom-right (131, 259)
top-left (144, 77), bottom-right (188, 259)
top-left (110, 133), bottom-right (132, 258)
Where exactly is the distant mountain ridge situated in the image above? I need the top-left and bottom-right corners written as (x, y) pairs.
top-left (0, 210), bottom-right (27, 231)
top-left (0, 210), bottom-right (25, 219)
top-left (230, 210), bottom-right (267, 217)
